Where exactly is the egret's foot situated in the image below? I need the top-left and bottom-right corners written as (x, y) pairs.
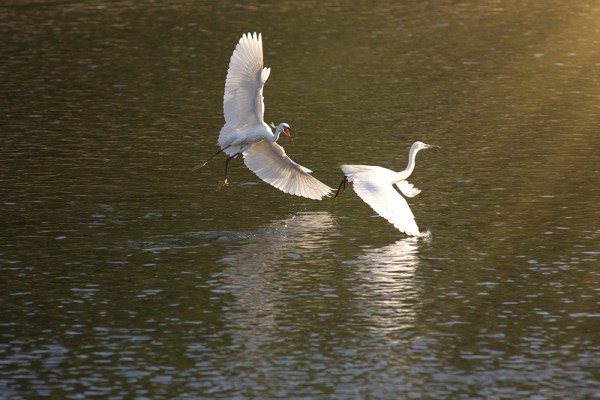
top-left (215, 179), bottom-right (228, 191)
top-left (323, 191), bottom-right (337, 201)
top-left (191, 162), bottom-right (208, 172)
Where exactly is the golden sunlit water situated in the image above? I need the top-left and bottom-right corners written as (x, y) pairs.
top-left (1, 0), bottom-right (599, 398)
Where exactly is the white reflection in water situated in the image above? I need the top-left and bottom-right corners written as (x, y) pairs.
top-left (217, 212), bottom-right (336, 345)
top-left (353, 238), bottom-right (420, 333)
top-left (220, 211), bottom-right (336, 266)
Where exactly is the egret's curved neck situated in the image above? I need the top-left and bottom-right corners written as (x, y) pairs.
top-left (406, 146), bottom-right (420, 175)
top-left (267, 124), bottom-right (280, 142)
top-left (393, 147), bottom-right (420, 183)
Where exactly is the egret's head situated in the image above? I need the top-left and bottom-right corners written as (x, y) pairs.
top-left (273, 122), bottom-right (296, 138)
top-left (412, 141), bottom-right (439, 151)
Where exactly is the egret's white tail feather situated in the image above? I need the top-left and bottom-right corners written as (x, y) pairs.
top-left (218, 125), bottom-right (245, 156)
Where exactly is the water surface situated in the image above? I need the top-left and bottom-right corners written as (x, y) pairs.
top-left (1, 0), bottom-right (599, 398)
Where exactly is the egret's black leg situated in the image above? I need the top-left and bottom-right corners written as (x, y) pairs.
top-left (334, 176), bottom-right (348, 198)
top-left (192, 145), bottom-right (231, 171)
top-left (216, 151), bottom-right (241, 191)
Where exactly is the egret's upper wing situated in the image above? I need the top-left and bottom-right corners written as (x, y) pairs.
top-left (223, 32), bottom-right (270, 130)
top-left (243, 141), bottom-right (333, 200)
top-left (350, 173), bottom-right (421, 236)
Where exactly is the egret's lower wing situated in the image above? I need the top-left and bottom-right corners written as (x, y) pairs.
top-left (352, 178), bottom-right (421, 236)
top-left (395, 180), bottom-right (421, 198)
top-left (243, 141), bottom-right (332, 200)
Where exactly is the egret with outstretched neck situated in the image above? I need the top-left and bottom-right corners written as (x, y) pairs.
top-left (336, 141), bottom-right (438, 236)
top-left (194, 32), bottom-right (332, 200)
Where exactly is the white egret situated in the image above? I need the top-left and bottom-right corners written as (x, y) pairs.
top-left (336, 141), bottom-right (438, 237)
top-left (194, 32), bottom-right (332, 200)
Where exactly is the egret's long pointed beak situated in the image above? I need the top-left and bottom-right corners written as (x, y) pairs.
top-left (425, 143), bottom-right (440, 149)
top-left (284, 127), bottom-right (297, 144)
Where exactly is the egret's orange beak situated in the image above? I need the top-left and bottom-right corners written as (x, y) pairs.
top-left (283, 127), bottom-right (292, 137)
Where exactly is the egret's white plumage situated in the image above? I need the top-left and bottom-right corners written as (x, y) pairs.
top-left (340, 141), bottom-right (437, 237)
top-left (200, 32), bottom-right (332, 200)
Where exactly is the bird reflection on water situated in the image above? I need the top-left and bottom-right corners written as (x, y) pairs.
top-left (220, 211), bottom-right (337, 267)
top-left (357, 238), bottom-right (419, 281)
top-left (217, 212), bottom-right (337, 342)
top-left (351, 238), bottom-right (421, 333)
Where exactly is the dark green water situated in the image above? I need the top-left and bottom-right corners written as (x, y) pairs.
top-left (1, 1), bottom-right (599, 398)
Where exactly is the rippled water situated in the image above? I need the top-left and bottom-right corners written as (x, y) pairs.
top-left (2, 0), bottom-right (599, 398)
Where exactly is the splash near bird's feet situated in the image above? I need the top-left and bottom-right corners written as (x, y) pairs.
top-left (215, 179), bottom-right (229, 191)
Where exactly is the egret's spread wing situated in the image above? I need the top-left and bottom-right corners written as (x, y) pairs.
top-left (243, 141), bottom-right (333, 200)
top-left (223, 32), bottom-right (270, 130)
top-left (343, 167), bottom-right (420, 236)
top-left (395, 180), bottom-right (421, 198)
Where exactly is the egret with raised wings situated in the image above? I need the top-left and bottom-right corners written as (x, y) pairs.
top-left (336, 141), bottom-right (438, 237)
top-left (194, 32), bottom-right (332, 200)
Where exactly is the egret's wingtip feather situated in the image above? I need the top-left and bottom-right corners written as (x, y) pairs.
top-left (219, 31), bottom-right (267, 146)
top-left (243, 141), bottom-right (332, 200)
